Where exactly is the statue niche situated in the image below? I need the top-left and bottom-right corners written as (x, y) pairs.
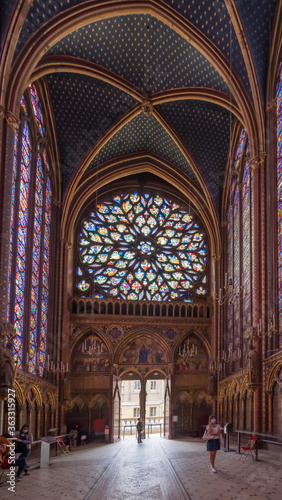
top-left (0, 323), bottom-right (17, 391)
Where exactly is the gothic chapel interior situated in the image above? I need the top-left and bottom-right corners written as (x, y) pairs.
top-left (0, 0), bottom-right (282, 445)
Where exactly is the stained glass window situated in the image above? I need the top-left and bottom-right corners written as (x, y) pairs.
top-left (13, 121), bottom-right (31, 366)
top-left (29, 83), bottom-right (45, 136)
top-left (234, 129), bottom-right (246, 171)
top-left (20, 96), bottom-right (27, 115)
top-left (28, 155), bottom-right (44, 374)
top-left (226, 203), bottom-right (233, 353)
top-left (7, 132), bottom-right (19, 321)
top-left (225, 128), bottom-right (246, 372)
top-left (77, 192), bottom-right (208, 301)
top-left (233, 185), bottom-right (240, 344)
top-left (242, 145), bottom-right (251, 325)
top-left (39, 171), bottom-right (52, 376)
top-left (7, 87), bottom-right (52, 375)
top-left (277, 69), bottom-right (282, 345)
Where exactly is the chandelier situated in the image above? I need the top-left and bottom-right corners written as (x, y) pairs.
top-left (46, 355), bottom-right (69, 373)
top-left (209, 360), bottom-right (221, 373)
top-left (222, 346), bottom-right (241, 363)
top-left (27, 353), bottom-right (69, 373)
top-left (179, 340), bottom-right (198, 360)
top-left (81, 337), bottom-right (104, 356)
top-left (244, 311), bottom-right (279, 340)
top-left (213, 274), bottom-right (246, 306)
top-left (257, 311), bottom-right (279, 338)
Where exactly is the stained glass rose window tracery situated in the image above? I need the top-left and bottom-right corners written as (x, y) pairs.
top-left (77, 192), bottom-right (208, 301)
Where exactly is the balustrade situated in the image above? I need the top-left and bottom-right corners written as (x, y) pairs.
top-left (70, 297), bottom-right (210, 319)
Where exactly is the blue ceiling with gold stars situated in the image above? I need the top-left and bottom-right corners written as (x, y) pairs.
top-left (236, 0), bottom-right (276, 98)
top-left (156, 100), bottom-right (232, 207)
top-left (1, 0), bottom-right (279, 219)
top-left (0, 0), bottom-right (17, 43)
top-left (46, 72), bottom-right (137, 188)
top-left (87, 112), bottom-right (199, 183)
top-left (12, 0), bottom-right (87, 58)
top-left (47, 15), bottom-right (230, 95)
top-left (162, 0), bottom-right (252, 98)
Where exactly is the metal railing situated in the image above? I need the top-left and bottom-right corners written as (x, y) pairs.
top-left (122, 424), bottom-right (163, 439)
top-left (122, 425), bottom-right (137, 439)
top-left (147, 423), bottom-right (163, 438)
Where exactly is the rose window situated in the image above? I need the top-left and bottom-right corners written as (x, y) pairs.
top-left (77, 192), bottom-right (208, 301)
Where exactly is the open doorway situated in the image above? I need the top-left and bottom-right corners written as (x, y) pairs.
top-left (120, 374), bottom-right (166, 440)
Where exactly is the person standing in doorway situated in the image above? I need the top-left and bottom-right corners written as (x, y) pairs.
top-left (136, 418), bottom-right (143, 444)
top-left (205, 415), bottom-right (221, 472)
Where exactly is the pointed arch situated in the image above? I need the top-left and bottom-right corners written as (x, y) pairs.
top-left (4, 1), bottom-right (257, 157)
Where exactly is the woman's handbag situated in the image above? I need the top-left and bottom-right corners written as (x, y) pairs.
top-left (202, 429), bottom-right (215, 440)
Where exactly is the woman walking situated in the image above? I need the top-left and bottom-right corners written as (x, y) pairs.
top-left (205, 415), bottom-right (221, 472)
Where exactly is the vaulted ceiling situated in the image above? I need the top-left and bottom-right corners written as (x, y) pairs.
top-left (0, 0), bottom-right (278, 221)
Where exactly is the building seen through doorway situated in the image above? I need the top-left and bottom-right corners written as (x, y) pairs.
top-left (121, 379), bottom-right (165, 436)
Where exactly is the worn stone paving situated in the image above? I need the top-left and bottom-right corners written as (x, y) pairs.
top-left (1, 436), bottom-right (282, 499)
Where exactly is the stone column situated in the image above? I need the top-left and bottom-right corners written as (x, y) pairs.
top-left (49, 409), bottom-right (54, 430)
top-left (250, 391), bottom-right (254, 431)
top-left (235, 395), bottom-right (239, 429)
top-left (88, 406), bottom-right (92, 436)
top-left (140, 378), bottom-right (146, 438)
top-left (0, 400), bottom-right (4, 434)
top-left (17, 404), bottom-right (24, 431)
top-left (27, 404), bottom-right (32, 430)
top-left (250, 154), bottom-right (266, 432)
top-left (211, 253), bottom-right (221, 402)
top-left (189, 403), bottom-right (193, 432)
top-left (0, 108), bottom-right (20, 325)
top-left (242, 395), bottom-right (246, 429)
top-left (266, 391), bottom-right (273, 433)
top-left (36, 406), bottom-right (42, 439)
top-left (218, 400), bottom-right (222, 425)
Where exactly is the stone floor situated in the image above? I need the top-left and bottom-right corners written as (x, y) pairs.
top-left (1, 435), bottom-right (282, 499)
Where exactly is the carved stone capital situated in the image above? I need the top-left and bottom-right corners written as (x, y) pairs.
top-left (6, 112), bottom-right (20, 133)
top-left (250, 153), bottom-right (266, 172)
top-left (0, 322), bottom-right (17, 341)
top-left (211, 254), bottom-right (221, 261)
top-left (265, 98), bottom-right (277, 113)
top-left (168, 363), bottom-right (174, 375)
top-left (0, 107), bottom-right (20, 132)
top-left (246, 382), bottom-right (261, 393)
top-left (61, 238), bottom-right (72, 250)
top-left (53, 199), bottom-right (61, 208)
top-left (111, 363), bottom-right (119, 375)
